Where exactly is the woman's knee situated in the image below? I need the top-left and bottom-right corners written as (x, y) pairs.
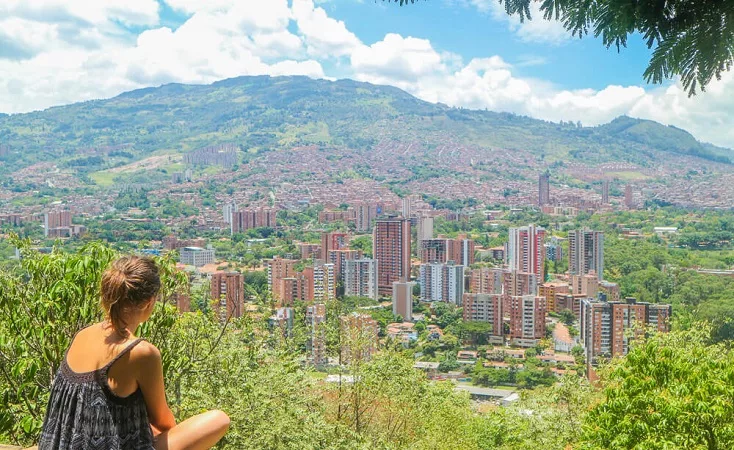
top-left (205, 409), bottom-right (230, 433)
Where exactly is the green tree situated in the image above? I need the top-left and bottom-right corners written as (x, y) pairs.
top-left (582, 324), bottom-right (734, 449)
top-left (559, 308), bottom-right (576, 326)
top-left (453, 321), bottom-right (493, 346)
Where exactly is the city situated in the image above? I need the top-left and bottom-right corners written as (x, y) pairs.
top-left (2, 0), bottom-right (734, 449)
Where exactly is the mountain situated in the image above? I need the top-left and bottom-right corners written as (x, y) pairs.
top-left (0, 75), bottom-right (730, 177)
top-left (597, 116), bottom-right (731, 164)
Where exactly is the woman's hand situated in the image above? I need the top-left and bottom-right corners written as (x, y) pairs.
top-left (151, 423), bottom-right (163, 437)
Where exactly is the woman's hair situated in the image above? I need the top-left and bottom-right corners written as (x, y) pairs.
top-left (101, 256), bottom-right (161, 335)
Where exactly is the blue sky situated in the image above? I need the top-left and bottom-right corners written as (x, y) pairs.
top-left (314, 0), bottom-right (655, 90)
top-left (0, 0), bottom-right (732, 148)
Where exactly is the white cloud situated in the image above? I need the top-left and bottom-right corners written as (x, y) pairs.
top-left (0, 18), bottom-right (59, 59)
top-left (348, 31), bottom-right (734, 147)
top-left (0, 0), bottom-right (323, 113)
top-left (0, 0), bottom-right (160, 27)
top-left (292, 0), bottom-right (362, 58)
top-left (352, 33), bottom-right (446, 82)
top-left (467, 0), bottom-right (568, 44)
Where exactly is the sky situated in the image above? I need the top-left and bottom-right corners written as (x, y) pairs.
top-left (1, 0), bottom-right (733, 149)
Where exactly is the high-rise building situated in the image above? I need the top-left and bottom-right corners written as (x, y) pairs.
top-left (44, 210), bottom-right (72, 237)
top-left (306, 304), bottom-right (327, 366)
top-left (503, 270), bottom-right (539, 297)
top-left (223, 203), bottom-right (238, 224)
top-left (354, 202), bottom-right (375, 232)
top-left (507, 225), bottom-right (546, 279)
top-left (453, 237), bottom-right (476, 267)
top-left (420, 237), bottom-right (475, 266)
top-left (463, 293), bottom-right (504, 341)
top-left (417, 214), bottom-right (434, 250)
top-left (418, 262), bottom-right (465, 305)
top-left (402, 197), bottom-right (412, 218)
top-left (392, 279), bottom-right (415, 322)
top-left (625, 185), bottom-right (634, 209)
top-left (311, 263), bottom-right (336, 303)
top-left (568, 229), bottom-right (604, 280)
top-left (340, 313), bottom-right (379, 364)
top-left (276, 275), bottom-right (310, 306)
top-left (231, 208), bottom-right (277, 234)
top-left (318, 209), bottom-right (356, 225)
top-left (180, 247), bottom-right (215, 267)
top-left (601, 180), bottom-right (610, 204)
top-left (503, 270), bottom-right (539, 315)
top-left (538, 172), bottom-right (550, 206)
top-left (326, 249), bottom-right (362, 282)
top-left (509, 295), bottom-right (547, 347)
top-left (267, 258), bottom-right (335, 304)
top-left (267, 257), bottom-right (299, 302)
top-left (298, 242), bottom-right (321, 260)
top-left (581, 298), bottom-right (672, 365)
top-left (469, 267), bottom-right (504, 294)
top-left (373, 218), bottom-right (411, 296)
top-left (344, 259), bottom-right (379, 300)
top-left (211, 272), bottom-right (245, 322)
top-left (0, 214), bottom-right (23, 227)
top-left (320, 232), bottom-right (350, 260)
top-left (420, 239), bottom-right (448, 264)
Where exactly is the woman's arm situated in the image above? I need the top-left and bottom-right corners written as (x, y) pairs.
top-left (135, 342), bottom-right (177, 432)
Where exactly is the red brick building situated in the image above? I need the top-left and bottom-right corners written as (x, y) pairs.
top-left (373, 218), bottom-right (411, 296)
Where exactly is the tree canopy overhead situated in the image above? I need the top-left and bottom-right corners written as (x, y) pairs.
top-left (384, 0), bottom-right (734, 95)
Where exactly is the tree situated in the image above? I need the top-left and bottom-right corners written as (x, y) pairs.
top-left (349, 235), bottom-right (373, 258)
top-left (582, 324), bottom-right (734, 449)
top-left (432, 302), bottom-right (463, 329)
top-left (454, 321), bottom-right (493, 346)
top-left (383, 0), bottom-right (734, 95)
top-left (559, 308), bottom-right (576, 326)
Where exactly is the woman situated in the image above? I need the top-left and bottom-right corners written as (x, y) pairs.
top-left (39, 256), bottom-right (230, 450)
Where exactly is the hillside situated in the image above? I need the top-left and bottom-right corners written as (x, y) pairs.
top-left (0, 75), bottom-right (730, 178)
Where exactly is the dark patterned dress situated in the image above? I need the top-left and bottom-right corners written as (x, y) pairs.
top-left (39, 338), bottom-right (155, 450)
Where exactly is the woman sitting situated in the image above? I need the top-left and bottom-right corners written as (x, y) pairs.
top-left (39, 256), bottom-right (230, 450)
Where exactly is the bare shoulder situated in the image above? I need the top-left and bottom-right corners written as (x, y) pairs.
top-left (75, 323), bottom-right (102, 339)
top-left (130, 340), bottom-right (162, 365)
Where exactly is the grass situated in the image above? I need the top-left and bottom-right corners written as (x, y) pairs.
top-left (161, 162), bottom-right (185, 173)
top-left (89, 171), bottom-right (117, 186)
top-left (610, 171), bottom-right (651, 181)
top-left (277, 122), bottom-right (331, 147)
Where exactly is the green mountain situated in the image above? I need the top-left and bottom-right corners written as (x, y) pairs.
top-left (0, 75), bottom-right (730, 178)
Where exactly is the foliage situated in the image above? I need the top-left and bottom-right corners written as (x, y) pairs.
top-left (349, 235), bottom-right (373, 258)
top-left (451, 320), bottom-right (493, 345)
top-left (582, 324), bottom-right (734, 449)
top-left (431, 302), bottom-right (463, 329)
top-left (480, 376), bottom-right (597, 449)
